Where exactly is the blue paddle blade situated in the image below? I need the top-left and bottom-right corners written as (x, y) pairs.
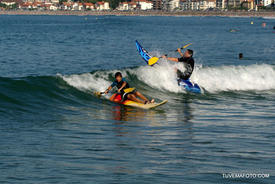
top-left (136, 40), bottom-right (157, 65)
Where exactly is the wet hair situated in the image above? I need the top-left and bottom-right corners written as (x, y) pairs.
top-left (115, 72), bottom-right (122, 78)
top-left (187, 49), bottom-right (193, 56)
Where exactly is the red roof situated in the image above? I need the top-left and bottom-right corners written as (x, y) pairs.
top-left (84, 3), bottom-right (94, 6)
top-left (21, 2), bottom-right (32, 6)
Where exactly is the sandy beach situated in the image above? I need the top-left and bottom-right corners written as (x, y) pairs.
top-left (0, 10), bottom-right (275, 17)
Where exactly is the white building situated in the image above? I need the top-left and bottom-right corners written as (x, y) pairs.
top-left (169, 0), bottom-right (180, 10)
top-left (181, 0), bottom-right (216, 10)
top-left (61, 2), bottom-right (73, 10)
top-left (1, 1), bottom-right (16, 6)
top-left (117, 2), bottom-right (137, 10)
top-left (136, 0), bottom-right (153, 10)
top-left (103, 1), bottom-right (109, 9)
top-left (96, 1), bottom-right (110, 10)
top-left (72, 2), bottom-right (84, 10)
top-left (263, 0), bottom-right (272, 6)
top-left (117, 2), bottom-right (129, 10)
top-left (50, 4), bottom-right (58, 10)
top-left (198, 0), bottom-right (216, 10)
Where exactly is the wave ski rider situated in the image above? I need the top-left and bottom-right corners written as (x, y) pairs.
top-left (161, 49), bottom-right (194, 81)
top-left (104, 72), bottom-right (154, 104)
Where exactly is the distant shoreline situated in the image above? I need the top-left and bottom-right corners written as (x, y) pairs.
top-left (0, 10), bottom-right (275, 17)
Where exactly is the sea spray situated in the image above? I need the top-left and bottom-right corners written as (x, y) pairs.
top-left (193, 64), bottom-right (275, 92)
top-left (60, 72), bottom-right (111, 93)
top-left (132, 60), bottom-right (185, 93)
top-left (61, 64), bottom-right (275, 94)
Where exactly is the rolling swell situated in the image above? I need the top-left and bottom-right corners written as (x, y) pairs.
top-left (0, 76), bottom-right (97, 118)
top-left (1, 63), bottom-right (275, 116)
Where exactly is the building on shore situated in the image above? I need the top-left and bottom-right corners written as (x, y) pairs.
top-left (181, 0), bottom-right (216, 10)
top-left (17, 0), bottom-right (109, 11)
top-left (240, 0), bottom-right (255, 9)
top-left (216, 0), bottom-right (258, 10)
top-left (96, 1), bottom-right (110, 10)
top-left (181, 0), bottom-right (190, 10)
top-left (117, 0), bottom-right (152, 10)
top-left (216, 0), bottom-right (224, 9)
top-left (136, 0), bottom-right (153, 10)
top-left (0, 0), bottom-right (22, 8)
top-left (227, 0), bottom-right (241, 9)
top-left (216, 0), bottom-right (241, 9)
top-left (61, 2), bottom-right (73, 10)
top-left (169, 0), bottom-right (180, 10)
top-left (83, 2), bottom-right (95, 10)
top-left (153, 0), bottom-right (163, 10)
top-left (198, 0), bottom-right (216, 10)
top-left (0, 0), bottom-right (17, 6)
top-left (263, 0), bottom-right (272, 6)
top-left (1, 0), bottom-right (273, 11)
top-left (117, 1), bottom-right (137, 10)
top-left (72, 2), bottom-right (84, 11)
top-left (19, 2), bottom-right (57, 10)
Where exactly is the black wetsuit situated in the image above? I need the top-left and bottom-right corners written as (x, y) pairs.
top-left (177, 57), bottom-right (195, 80)
top-left (111, 78), bottom-right (133, 100)
top-left (111, 78), bottom-right (129, 92)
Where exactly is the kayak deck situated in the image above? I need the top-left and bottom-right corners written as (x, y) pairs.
top-left (178, 79), bottom-right (201, 94)
top-left (118, 99), bottom-right (168, 109)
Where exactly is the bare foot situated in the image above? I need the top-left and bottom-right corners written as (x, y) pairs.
top-left (150, 99), bottom-right (155, 103)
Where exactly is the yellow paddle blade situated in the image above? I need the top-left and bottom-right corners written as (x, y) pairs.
top-left (148, 57), bottom-right (159, 66)
top-left (94, 92), bottom-right (102, 97)
top-left (123, 88), bottom-right (135, 93)
top-left (182, 43), bottom-right (192, 49)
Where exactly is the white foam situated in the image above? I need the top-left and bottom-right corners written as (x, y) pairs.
top-left (60, 63), bottom-right (275, 94)
top-left (192, 64), bottom-right (275, 92)
top-left (60, 72), bottom-right (111, 93)
top-left (130, 63), bottom-right (275, 93)
top-left (130, 60), bottom-right (184, 93)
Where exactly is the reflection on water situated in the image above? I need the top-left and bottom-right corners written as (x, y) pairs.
top-left (110, 104), bottom-right (166, 123)
top-left (110, 95), bottom-right (195, 124)
top-left (180, 96), bottom-right (194, 123)
top-left (111, 105), bottom-right (147, 122)
top-left (106, 97), bottom-right (198, 177)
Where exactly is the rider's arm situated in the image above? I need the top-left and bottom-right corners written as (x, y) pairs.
top-left (161, 55), bottom-right (179, 62)
top-left (104, 86), bottom-right (113, 94)
top-left (177, 48), bottom-right (184, 57)
top-left (118, 81), bottom-right (127, 92)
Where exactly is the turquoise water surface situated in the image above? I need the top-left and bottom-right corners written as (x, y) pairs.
top-left (0, 15), bottom-right (275, 183)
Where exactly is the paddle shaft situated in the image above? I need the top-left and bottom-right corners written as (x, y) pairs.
top-left (163, 44), bottom-right (192, 57)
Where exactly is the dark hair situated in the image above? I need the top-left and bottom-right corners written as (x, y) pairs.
top-left (187, 49), bottom-right (193, 56)
top-left (115, 72), bottom-right (122, 78)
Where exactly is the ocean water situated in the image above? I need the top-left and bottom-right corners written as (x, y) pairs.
top-left (0, 15), bottom-right (275, 184)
